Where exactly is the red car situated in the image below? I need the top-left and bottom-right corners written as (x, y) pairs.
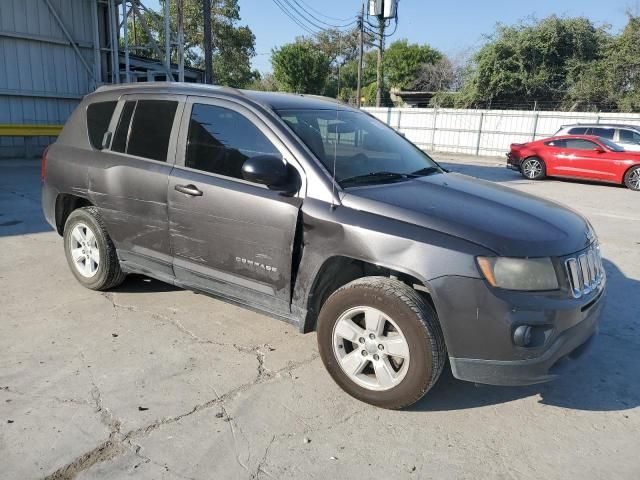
top-left (507, 135), bottom-right (640, 191)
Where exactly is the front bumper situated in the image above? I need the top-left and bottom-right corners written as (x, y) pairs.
top-left (431, 274), bottom-right (605, 386)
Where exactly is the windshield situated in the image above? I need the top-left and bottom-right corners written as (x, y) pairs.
top-left (275, 108), bottom-right (442, 187)
top-left (598, 137), bottom-right (625, 152)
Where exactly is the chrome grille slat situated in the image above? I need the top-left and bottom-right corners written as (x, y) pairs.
top-left (565, 244), bottom-right (603, 299)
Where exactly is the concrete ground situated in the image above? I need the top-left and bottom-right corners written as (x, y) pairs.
top-left (1, 154), bottom-right (639, 480)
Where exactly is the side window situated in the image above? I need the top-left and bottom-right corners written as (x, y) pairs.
top-left (546, 139), bottom-right (565, 148)
top-left (111, 101), bottom-right (136, 153)
top-left (127, 100), bottom-right (178, 161)
top-left (186, 103), bottom-right (280, 180)
top-left (589, 128), bottom-right (614, 140)
top-left (565, 139), bottom-right (598, 150)
top-left (619, 129), bottom-right (640, 144)
top-left (568, 127), bottom-right (588, 135)
top-left (86, 101), bottom-right (117, 150)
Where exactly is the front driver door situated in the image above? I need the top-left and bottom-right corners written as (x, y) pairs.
top-left (168, 97), bottom-right (304, 315)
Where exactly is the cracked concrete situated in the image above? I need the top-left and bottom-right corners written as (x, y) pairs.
top-left (1, 157), bottom-right (640, 479)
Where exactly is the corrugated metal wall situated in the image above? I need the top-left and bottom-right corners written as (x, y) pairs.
top-left (0, 0), bottom-right (97, 157)
top-left (365, 107), bottom-right (640, 157)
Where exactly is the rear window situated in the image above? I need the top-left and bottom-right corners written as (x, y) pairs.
top-left (86, 101), bottom-right (117, 150)
top-left (620, 129), bottom-right (640, 144)
top-left (111, 100), bottom-right (178, 162)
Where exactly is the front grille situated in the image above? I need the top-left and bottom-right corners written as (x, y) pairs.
top-left (565, 244), bottom-right (604, 298)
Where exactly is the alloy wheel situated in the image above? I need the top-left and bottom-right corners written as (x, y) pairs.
top-left (523, 159), bottom-right (542, 179)
top-left (332, 306), bottom-right (410, 391)
top-left (629, 168), bottom-right (640, 190)
top-left (68, 222), bottom-right (100, 278)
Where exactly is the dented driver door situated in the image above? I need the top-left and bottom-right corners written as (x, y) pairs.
top-left (168, 96), bottom-right (303, 314)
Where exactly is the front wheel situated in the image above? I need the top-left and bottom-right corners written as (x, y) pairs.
top-left (521, 157), bottom-right (546, 180)
top-left (624, 166), bottom-right (640, 191)
top-left (317, 277), bottom-right (446, 409)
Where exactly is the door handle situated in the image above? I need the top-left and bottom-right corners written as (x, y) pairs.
top-left (175, 184), bottom-right (203, 196)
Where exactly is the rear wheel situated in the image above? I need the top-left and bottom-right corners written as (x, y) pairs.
top-left (63, 207), bottom-right (126, 291)
top-left (317, 277), bottom-right (446, 409)
top-left (521, 157), bottom-right (546, 180)
top-left (624, 166), bottom-right (640, 191)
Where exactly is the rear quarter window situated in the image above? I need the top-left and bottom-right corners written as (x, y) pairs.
top-left (86, 101), bottom-right (117, 150)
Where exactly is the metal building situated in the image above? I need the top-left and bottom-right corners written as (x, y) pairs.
top-left (0, 0), bottom-right (202, 158)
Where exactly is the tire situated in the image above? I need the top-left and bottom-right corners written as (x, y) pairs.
top-left (316, 277), bottom-right (446, 409)
top-left (63, 206), bottom-right (126, 291)
top-left (521, 157), bottom-right (546, 180)
top-left (624, 165), bottom-right (640, 191)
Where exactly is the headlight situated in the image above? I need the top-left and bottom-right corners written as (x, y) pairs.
top-left (477, 257), bottom-right (559, 291)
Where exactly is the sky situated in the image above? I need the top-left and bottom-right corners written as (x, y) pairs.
top-left (146, 0), bottom-right (637, 73)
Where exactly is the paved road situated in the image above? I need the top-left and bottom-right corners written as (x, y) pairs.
top-left (1, 155), bottom-right (638, 480)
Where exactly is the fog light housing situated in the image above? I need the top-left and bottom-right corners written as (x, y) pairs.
top-left (513, 325), bottom-right (533, 347)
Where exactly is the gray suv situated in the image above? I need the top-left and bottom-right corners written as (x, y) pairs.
top-left (555, 124), bottom-right (640, 151)
top-left (42, 84), bottom-right (605, 409)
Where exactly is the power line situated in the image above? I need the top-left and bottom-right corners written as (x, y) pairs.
top-left (289, 0), bottom-right (357, 29)
top-left (279, 0), bottom-right (355, 32)
top-left (270, 0), bottom-right (356, 38)
top-left (294, 0), bottom-right (355, 23)
top-left (271, 0), bottom-right (321, 36)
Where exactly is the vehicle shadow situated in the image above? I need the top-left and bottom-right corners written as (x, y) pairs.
top-left (410, 258), bottom-right (640, 413)
top-left (0, 162), bottom-right (52, 238)
top-left (111, 274), bottom-right (181, 293)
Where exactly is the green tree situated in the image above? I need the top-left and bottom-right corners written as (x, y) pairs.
top-left (271, 42), bottom-right (331, 94)
top-left (383, 39), bottom-right (443, 90)
top-left (124, 0), bottom-right (257, 88)
top-left (457, 16), bottom-right (610, 108)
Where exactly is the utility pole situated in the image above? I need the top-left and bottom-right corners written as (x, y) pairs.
top-left (203, 0), bottom-right (213, 84)
top-left (356, 3), bottom-right (364, 108)
top-left (375, 16), bottom-right (384, 107)
top-left (163, 0), bottom-right (171, 80)
top-left (177, 0), bottom-right (185, 82)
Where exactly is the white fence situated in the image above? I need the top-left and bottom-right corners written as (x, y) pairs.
top-left (364, 107), bottom-right (640, 157)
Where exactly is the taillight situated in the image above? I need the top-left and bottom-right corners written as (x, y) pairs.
top-left (41, 145), bottom-right (50, 184)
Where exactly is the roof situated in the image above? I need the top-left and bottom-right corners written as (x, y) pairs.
top-left (92, 82), bottom-right (352, 111)
top-left (560, 123), bottom-right (640, 131)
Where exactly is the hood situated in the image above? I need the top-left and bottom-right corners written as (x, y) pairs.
top-left (341, 173), bottom-right (592, 257)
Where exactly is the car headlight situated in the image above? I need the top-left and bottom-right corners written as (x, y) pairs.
top-left (477, 257), bottom-right (559, 291)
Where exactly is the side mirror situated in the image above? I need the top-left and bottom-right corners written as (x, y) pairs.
top-left (242, 155), bottom-right (289, 188)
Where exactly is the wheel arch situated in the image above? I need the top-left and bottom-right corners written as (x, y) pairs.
top-left (54, 193), bottom-right (93, 235)
top-left (622, 163), bottom-right (640, 186)
top-left (300, 255), bottom-right (436, 333)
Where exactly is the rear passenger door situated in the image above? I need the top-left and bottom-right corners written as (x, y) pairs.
top-left (92, 94), bottom-right (185, 280)
top-left (168, 97), bottom-right (304, 314)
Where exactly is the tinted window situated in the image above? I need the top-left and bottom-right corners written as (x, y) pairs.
top-left (86, 101), bottom-right (117, 150)
top-left (112, 101), bottom-right (135, 153)
top-left (546, 139), bottom-right (565, 148)
top-left (276, 109), bottom-right (441, 186)
top-left (568, 127), bottom-right (588, 135)
top-left (619, 129), bottom-right (640, 144)
top-left (127, 100), bottom-right (178, 161)
top-left (186, 104), bottom-right (280, 180)
top-left (565, 139), bottom-right (598, 150)
top-left (588, 128), bottom-right (615, 140)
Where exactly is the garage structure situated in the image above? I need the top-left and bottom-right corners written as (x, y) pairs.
top-left (0, 0), bottom-right (202, 158)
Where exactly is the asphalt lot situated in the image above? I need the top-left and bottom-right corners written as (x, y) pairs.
top-left (1, 154), bottom-right (639, 480)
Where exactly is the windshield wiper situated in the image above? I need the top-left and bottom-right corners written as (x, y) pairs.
top-left (409, 166), bottom-right (442, 177)
top-left (339, 171), bottom-right (410, 187)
